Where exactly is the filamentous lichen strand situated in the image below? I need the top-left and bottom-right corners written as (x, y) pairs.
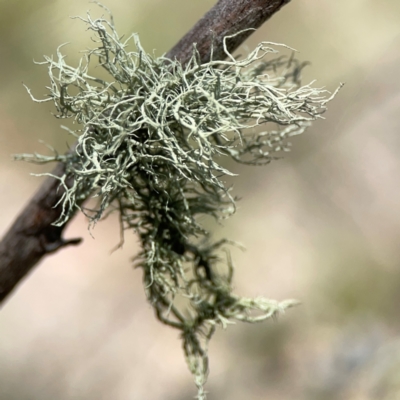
top-left (19, 7), bottom-right (339, 399)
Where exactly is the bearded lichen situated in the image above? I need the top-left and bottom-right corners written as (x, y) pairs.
top-left (18, 5), bottom-right (340, 399)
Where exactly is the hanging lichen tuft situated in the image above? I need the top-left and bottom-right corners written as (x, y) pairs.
top-left (17, 5), bottom-right (340, 398)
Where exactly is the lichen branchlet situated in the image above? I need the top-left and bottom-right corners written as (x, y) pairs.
top-left (18, 6), bottom-right (339, 398)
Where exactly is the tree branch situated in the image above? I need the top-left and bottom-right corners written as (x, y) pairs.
top-left (166, 0), bottom-right (291, 65)
top-left (0, 0), bottom-right (291, 304)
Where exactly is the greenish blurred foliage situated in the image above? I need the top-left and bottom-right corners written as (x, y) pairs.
top-left (1, 1), bottom-right (400, 399)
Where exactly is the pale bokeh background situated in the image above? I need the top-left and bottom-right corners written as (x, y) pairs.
top-left (1, 1), bottom-right (400, 399)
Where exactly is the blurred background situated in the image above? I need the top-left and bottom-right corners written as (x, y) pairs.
top-left (1, 1), bottom-right (400, 399)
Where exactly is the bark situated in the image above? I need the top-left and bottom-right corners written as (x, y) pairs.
top-left (167, 0), bottom-right (291, 65)
top-left (0, 0), bottom-right (291, 304)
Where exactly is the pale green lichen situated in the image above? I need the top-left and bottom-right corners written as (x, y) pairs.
top-left (18, 5), bottom-right (340, 398)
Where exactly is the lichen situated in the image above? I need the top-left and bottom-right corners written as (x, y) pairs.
top-left (18, 5), bottom-right (340, 398)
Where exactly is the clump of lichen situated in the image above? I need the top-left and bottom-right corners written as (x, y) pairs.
top-left (19, 5), bottom-right (339, 399)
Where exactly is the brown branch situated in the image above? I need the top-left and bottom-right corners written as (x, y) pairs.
top-left (0, 0), bottom-right (291, 305)
top-left (166, 0), bottom-right (291, 65)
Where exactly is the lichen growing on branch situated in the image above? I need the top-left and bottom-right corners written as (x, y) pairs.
top-left (18, 5), bottom-right (339, 398)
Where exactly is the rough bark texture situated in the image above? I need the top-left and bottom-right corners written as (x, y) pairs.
top-left (0, 0), bottom-right (291, 305)
top-left (166, 0), bottom-right (291, 65)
